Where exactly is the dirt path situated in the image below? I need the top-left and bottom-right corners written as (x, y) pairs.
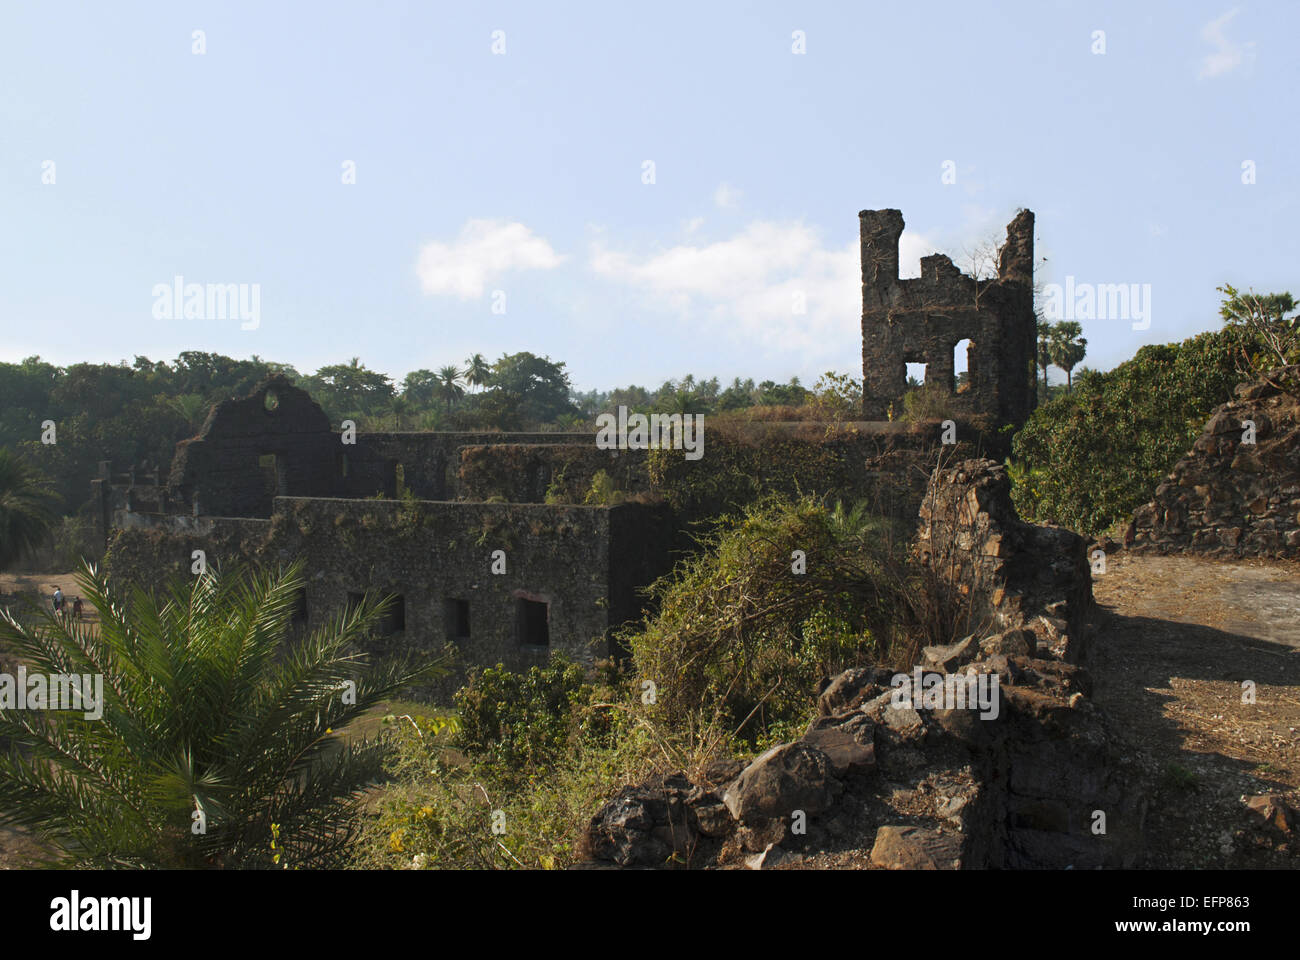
top-left (1089, 553), bottom-right (1300, 867)
top-left (0, 570), bottom-right (100, 625)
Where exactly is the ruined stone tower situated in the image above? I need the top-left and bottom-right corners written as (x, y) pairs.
top-left (860, 208), bottom-right (1036, 426)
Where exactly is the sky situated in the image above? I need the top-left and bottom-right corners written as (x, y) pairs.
top-left (1, 1), bottom-right (1295, 392)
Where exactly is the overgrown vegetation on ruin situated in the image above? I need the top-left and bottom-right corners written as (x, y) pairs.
top-left (1008, 292), bottom-right (1297, 536)
top-left (352, 492), bottom-right (989, 869)
top-left (621, 495), bottom-right (917, 742)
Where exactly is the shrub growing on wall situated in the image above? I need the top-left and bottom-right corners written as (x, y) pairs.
top-left (620, 494), bottom-right (918, 744)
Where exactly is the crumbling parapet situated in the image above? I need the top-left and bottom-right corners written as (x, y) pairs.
top-left (860, 209), bottom-right (1036, 427)
top-left (579, 460), bottom-right (1145, 870)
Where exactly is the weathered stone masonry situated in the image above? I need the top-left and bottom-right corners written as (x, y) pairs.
top-left (100, 376), bottom-right (675, 677)
top-left (1130, 372), bottom-right (1300, 558)
top-left (106, 496), bottom-right (673, 673)
top-left (861, 209), bottom-right (1037, 426)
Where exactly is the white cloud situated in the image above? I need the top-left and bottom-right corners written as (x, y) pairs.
top-left (713, 182), bottom-right (742, 209)
top-left (1199, 8), bottom-right (1255, 79)
top-left (589, 220), bottom-right (937, 364)
top-left (416, 219), bottom-right (564, 299)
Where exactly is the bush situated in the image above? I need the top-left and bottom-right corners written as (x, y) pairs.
top-left (353, 659), bottom-right (660, 870)
top-left (900, 383), bottom-right (953, 423)
top-left (453, 655), bottom-right (607, 780)
top-left (1010, 324), bottom-right (1249, 536)
top-left (583, 469), bottom-right (626, 506)
top-left (620, 494), bottom-right (921, 745)
top-left (353, 704), bottom-right (656, 870)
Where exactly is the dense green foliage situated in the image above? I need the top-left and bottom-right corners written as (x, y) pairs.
top-left (453, 656), bottom-right (605, 780)
top-left (622, 495), bottom-right (936, 744)
top-left (0, 449), bottom-right (59, 569)
top-left (0, 352), bottom-right (295, 514)
top-left (353, 656), bottom-right (652, 870)
top-left (1010, 325), bottom-right (1248, 535)
top-left (0, 348), bottom-right (855, 531)
top-left (0, 560), bottom-right (446, 868)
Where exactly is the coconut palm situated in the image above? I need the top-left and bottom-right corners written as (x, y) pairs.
top-left (0, 559), bottom-right (447, 868)
top-left (436, 365), bottom-right (465, 412)
top-left (464, 354), bottom-right (491, 393)
top-left (0, 449), bottom-right (59, 570)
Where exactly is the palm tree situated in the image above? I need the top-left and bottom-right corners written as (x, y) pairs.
top-left (1049, 321), bottom-right (1087, 392)
top-left (464, 354), bottom-right (490, 393)
top-left (1036, 319), bottom-right (1055, 397)
top-left (436, 365), bottom-right (465, 412)
top-left (0, 449), bottom-right (59, 570)
top-left (168, 393), bottom-right (210, 433)
top-left (388, 395), bottom-right (411, 430)
top-left (0, 559), bottom-right (446, 868)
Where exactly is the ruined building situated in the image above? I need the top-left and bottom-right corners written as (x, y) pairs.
top-left (99, 206), bottom-right (1037, 678)
top-left (860, 208), bottom-right (1036, 425)
top-left (97, 376), bottom-right (674, 675)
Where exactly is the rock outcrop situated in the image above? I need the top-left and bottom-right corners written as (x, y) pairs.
top-left (1130, 372), bottom-right (1300, 558)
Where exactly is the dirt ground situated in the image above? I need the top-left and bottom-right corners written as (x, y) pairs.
top-left (1090, 552), bottom-right (1300, 867)
top-left (0, 570), bottom-right (99, 625)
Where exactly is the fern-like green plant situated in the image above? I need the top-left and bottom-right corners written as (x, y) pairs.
top-left (0, 558), bottom-right (447, 869)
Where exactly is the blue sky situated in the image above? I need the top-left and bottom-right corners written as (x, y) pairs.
top-left (1, 1), bottom-right (1294, 392)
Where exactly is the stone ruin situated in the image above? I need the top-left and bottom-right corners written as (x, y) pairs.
top-left (1129, 368), bottom-right (1300, 558)
top-left (96, 205), bottom-right (1041, 684)
top-left (581, 459), bottom-right (1149, 869)
top-left (96, 375), bottom-right (676, 677)
top-left (860, 208), bottom-right (1037, 425)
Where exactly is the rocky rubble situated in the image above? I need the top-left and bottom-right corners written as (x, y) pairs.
top-left (1130, 371), bottom-right (1300, 558)
top-left (580, 459), bottom-right (1146, 869)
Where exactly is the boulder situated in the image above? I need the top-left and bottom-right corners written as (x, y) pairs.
top-left (869, 825), bottom-right (963, 870)
top-left (817, 666), bottom-right (892, 716)
top-left (1244, 794), bottom-right (1294, 836)
top-left (801, 725), bottom-right (877, 777)
top-left (722, 742), bottom-right (839, 823)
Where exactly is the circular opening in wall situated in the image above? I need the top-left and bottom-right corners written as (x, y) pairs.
top-left (264, 390), bottom-right (280, 412)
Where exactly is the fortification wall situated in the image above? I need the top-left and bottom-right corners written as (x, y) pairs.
top-left (105, 497), bottom-right (674, 677)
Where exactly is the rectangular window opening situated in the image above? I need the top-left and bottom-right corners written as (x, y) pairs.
top-left (517, 597), bottom-right (549, 647)
top-left (445, 598), bottom-right (470, 641)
